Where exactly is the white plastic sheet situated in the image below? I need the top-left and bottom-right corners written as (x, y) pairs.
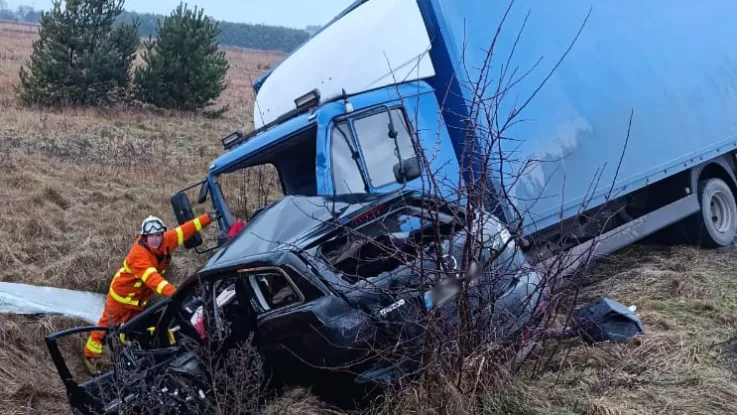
top-left (0, 282), bottom-right (105, 324)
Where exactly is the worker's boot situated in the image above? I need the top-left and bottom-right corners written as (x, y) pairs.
top-left (80, 337), bottom-right (103, 376)
top-left (83, 356), bottom-right (102, 376)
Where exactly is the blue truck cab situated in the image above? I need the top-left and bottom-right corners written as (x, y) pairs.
top-left (208, 79), bottom-right (464, 221)
top-left (173, 0), bottom-right (737, 271)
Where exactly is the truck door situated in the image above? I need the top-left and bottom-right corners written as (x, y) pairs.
top-left (315, 82), bottom-right (464, 200)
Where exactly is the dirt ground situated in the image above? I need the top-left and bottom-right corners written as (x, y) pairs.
top-left (1, 22), bottom-right (737, 415)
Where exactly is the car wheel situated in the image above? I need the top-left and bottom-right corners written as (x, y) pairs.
top-left (688, 177), bottom-right (737, 248)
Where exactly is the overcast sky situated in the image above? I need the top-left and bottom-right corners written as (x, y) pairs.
top-left (5, 0), bottom-right (356, 28)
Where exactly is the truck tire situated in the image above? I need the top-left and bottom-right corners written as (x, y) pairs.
top-left (689, 177), bottom-right (737, 248)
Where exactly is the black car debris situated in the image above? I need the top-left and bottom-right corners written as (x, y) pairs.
top-left (45, 189), bottom-right (643, 414)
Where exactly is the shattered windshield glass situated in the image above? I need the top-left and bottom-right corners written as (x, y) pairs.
top-left (216, 163), bottom-right (284, 225)
top-left (214, 125), bottom-right (320, 230)
top-left (318, 203), bottom-right (460, 283)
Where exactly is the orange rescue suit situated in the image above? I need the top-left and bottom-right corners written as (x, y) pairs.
top-left (84, 214), bottom-right (213, 359)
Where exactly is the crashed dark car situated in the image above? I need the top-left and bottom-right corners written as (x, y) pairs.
top-left (46, 188), bottom-right (550, 414)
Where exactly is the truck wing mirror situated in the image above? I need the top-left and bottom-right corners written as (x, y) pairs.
top-left (393, 156), bottom-right (421, 184)
top-left (197, 181), bottom-right (210, 204)
top-left (171, 192), bottom-right (203, 249)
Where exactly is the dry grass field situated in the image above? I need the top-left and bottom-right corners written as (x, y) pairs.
top-left (1, 21), bottom-right (737, 415)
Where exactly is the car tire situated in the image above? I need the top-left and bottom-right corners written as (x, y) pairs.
top-left (687, 177), bottom-right (737, 248)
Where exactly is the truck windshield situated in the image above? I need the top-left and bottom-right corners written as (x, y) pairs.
top-left (217, 163), bottom-right (284, 222)
top-left (215, 125), bottom-right (319, 224)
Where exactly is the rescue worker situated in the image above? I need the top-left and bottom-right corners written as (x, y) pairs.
top-left (83, 213), bottom-right (215, 374)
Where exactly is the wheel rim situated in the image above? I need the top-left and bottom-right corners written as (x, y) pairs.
top-left (709, 190), bottom-right (734, 234)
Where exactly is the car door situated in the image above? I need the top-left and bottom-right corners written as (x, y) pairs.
top-left (45, 299), bottom-right (172, 415)
top-left (237, 265), bottom-right (361, 385)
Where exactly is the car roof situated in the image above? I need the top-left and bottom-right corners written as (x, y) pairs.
top-left (198, 188), bottom-right (419, 274)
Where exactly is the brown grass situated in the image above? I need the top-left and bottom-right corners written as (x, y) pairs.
top-left (1, 22), bottom-right (736, 415)
top-left (515, 246), bottom-right (737, 415)
top-left (0, 315), bottom-right (88, 414)
top-left (0, 22), bottom-right (281, 413)
top-left (368, 246), bottom-right (737, 415)
top-left (0, 22), bottom-right (283, 293)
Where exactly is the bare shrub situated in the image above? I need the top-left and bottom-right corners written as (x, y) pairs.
top-left (270, 3), bottom-right (637, 414)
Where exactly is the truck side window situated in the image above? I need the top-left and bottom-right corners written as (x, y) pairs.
top-left (353, 108), bottom-right (417, 189)
top-left (331, 122), bottom-right (367, 194)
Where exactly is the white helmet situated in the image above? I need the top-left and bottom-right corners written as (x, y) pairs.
top-left (141, 215), bottom-right (167, 236)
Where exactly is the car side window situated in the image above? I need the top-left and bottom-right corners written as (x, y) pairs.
top-left (249, 271), bottom-right (303, 313)
top-left (353, 108), bottom-right (417, 189)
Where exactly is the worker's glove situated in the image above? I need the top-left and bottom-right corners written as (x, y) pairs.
top-left (208, 211), bottom-right (222, 221)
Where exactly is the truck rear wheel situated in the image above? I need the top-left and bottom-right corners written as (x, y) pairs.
top-left (689, 177), bottom-right (737, 247)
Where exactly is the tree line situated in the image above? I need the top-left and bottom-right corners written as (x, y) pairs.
top-left (0, 1), bottom-right (43, 22)
top-left (118, 10), bottom-right (310, 52)
top-left (1, 1), bottom-right (312, 53)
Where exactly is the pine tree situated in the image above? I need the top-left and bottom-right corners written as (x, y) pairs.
top-left (133, 3), bottom-right (230, 112)
top-left (16, 0), bottom-right (139, 107)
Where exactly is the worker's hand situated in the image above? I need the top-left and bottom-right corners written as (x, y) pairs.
top-left (208, 211), bottom-right (222, 221)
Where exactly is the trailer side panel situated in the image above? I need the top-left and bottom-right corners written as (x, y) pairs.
top-left (421, 0), bottom-right (737, 236)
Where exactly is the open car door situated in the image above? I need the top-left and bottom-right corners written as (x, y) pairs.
top-left (46, 272), bottom-right (263, 414)
top-left (44, 299), bottom-right (186, 414)
top-left (45, 324), bottom-right (116, 414)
